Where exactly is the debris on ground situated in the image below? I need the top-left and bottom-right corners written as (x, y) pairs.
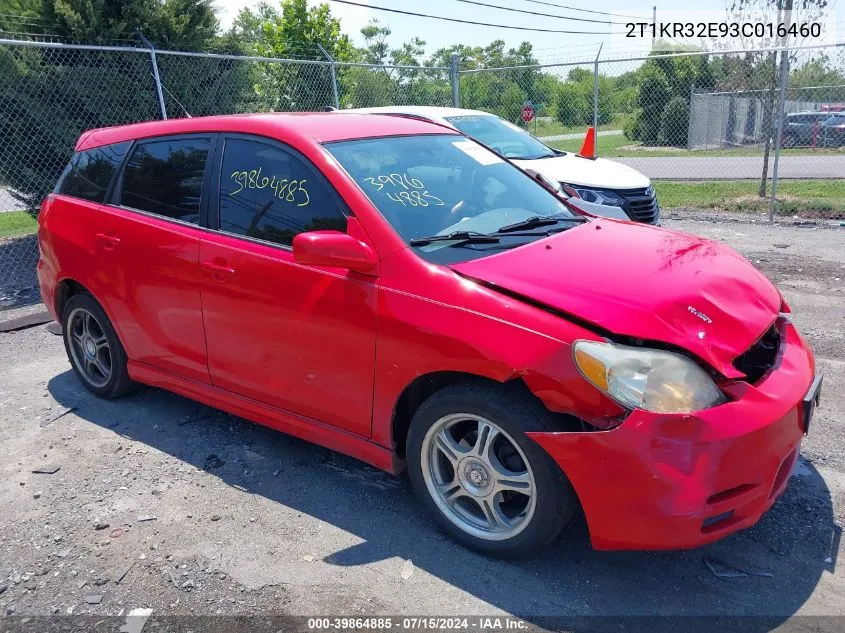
top-left (704, 557), bottom-right (774, 578)
top-left (39, 406), bottom-right (77, 427)
top-left (120, 608), bottom-right (153, 633)
top-left (115, 561), bottom-right (136, 585)
top-left (137, 515), bottom-right (157, 523)
top-left (85, 595), bottom-right (103, 605)
top-left (94, 520), bottom-right (110, 530)
top-left (31, 464), bottom-right (60, 474)
top-left (401, 559), bottom-right (415, 581)
top-left (204, 454), bottom-right (225, 469)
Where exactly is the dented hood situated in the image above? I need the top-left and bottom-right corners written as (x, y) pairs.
top-left (450, 220), bottom-right (780, 378)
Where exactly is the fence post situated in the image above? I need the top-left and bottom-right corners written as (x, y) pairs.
top-left (687, 84), bottom-right (695, 150)
top-left (593, 44), bottom-right (603, 131)
top-left (317, 43), bottom-right (340, 110)
top-left (137, 31), bottom-right (167, 120)
top-left (769, 51), bottom-right (790, 222)
top-left (450, 53), bottom-right (460, 108)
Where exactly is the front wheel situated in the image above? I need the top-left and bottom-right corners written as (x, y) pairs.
top-left (406, 382), bottom-right (576, 558)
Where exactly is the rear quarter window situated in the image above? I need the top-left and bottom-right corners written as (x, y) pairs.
top-left (54, 142), bottom-right (131, 203)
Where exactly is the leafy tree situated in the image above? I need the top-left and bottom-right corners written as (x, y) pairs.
top-left (658, 96), bottom-right (689, 146)
top-left (555, 82), bottom-right (590, 126)
top-left (246, 0), bottom-right (355, 111)
top-left (723, 0), bottom-right (828, 196)
top-left (636, 64), bottom-right (671, 144)
top-left (360, 19), bottom-right (390, 65)
top-left (0, 0), bottom-right (226, 214)
top-left (567, 67), bottom-right (592, 83)
top-left (40, 0), bottom-right (219, 49)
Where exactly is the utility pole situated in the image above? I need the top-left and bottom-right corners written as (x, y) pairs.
top-left (652, 5), bottom-right (657, 43)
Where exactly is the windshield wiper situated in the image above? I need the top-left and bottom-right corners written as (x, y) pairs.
top-left (494, 215), bottom-right (587, 233)
top-left (409, 231), bottom-right (501, 247)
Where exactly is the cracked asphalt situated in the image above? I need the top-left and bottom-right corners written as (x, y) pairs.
top-left (0, 214), bottom-right (843, 631)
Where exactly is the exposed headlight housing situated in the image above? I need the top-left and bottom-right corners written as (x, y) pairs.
top-left (573, 341), bottom-right (726, 413)
top-left (560, 184), bottom-right (625, 208)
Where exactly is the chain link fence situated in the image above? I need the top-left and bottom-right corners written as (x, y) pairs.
top-left (0, 38), bottom-right (452, 314)
top-left (457, 43), bottom-right (845, 223)
top-left (2, 37), bottom-right (844, 315)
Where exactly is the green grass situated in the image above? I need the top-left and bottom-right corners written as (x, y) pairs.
top-left (548, 133), bottom-right (631, 155)
top-left (0, 211), bottom-right (37, 238)
top-left (547, 136), bottom-right (845, 158)
top-left (654, 179), bottom-right (845, 218)
top-left (529, 113), bottom-right (625, 139)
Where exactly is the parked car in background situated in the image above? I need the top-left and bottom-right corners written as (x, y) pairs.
top-left (820, 112), bottom-right (845, 147)
top-left (39, 113), bottom-right (819, 558)
top-left (780, 111), bottom-right (831, 147)
top-left (341, 106), bottom-right (660, 225)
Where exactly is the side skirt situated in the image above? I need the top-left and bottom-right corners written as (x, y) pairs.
top-left (128, 360), bottom-right (400, 475)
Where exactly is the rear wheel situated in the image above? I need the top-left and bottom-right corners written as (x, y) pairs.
top-left (62, 293), bottom-right (136, 399)
top-left (406, 382), bottom-right (576, 558)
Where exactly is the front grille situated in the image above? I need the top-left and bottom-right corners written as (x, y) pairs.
top-left (733, 324), bottom-right (780, 384)
top-left (615, 187), bottom-right (659, 224)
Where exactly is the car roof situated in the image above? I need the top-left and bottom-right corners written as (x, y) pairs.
top-left (342, 105), bottom-right (495, 122)
top-left (75, 112), bottom-right (457, 151)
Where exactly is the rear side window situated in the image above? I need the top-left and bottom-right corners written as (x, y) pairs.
top-left (217, 137), bottom-right (347, 247)
top-left (121, 137), bottom-right (211, 224)
top-left (55, 142), bottom-right (131, 203)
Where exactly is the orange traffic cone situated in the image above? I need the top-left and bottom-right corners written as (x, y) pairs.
top-left (577, 127), bottom-right (597, 160)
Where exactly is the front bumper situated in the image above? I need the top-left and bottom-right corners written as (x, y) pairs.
top-left (528, 320), bottom-right (815, 550)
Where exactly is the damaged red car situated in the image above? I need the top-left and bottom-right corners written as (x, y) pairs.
top-left (38, 113), bottom-right (821, 558)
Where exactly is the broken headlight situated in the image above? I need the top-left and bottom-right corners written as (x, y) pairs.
top-left (572, 341), bottom-right (726, 413)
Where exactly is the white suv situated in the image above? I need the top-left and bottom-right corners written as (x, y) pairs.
top-left (342, 106), bottom-right (659, 224)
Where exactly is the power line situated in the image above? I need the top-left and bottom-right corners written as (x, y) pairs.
top-left (454, 0), bottom-right (636, 25)
top-left (516, 0), bottom-right (648, 21)
top-left (327, 0), bottom-right (620, 34)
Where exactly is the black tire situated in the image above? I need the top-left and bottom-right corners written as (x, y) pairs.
top-left (406, 381), bottom-right (577, 559)
top-left (62, 292), bottom-right (137, 399)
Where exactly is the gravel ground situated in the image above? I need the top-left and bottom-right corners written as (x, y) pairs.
top-left (0, 214), bottom-right (843, 631)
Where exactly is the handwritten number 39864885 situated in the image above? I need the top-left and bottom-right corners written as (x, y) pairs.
top-left (230, 168), bottom-right (310, 207)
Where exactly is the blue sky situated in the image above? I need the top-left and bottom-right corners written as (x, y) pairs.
top-left (216, 0), bottom-right (844, 63)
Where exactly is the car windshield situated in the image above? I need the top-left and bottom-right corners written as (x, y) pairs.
top-left (443, 114), bottom-right (557, 160)
top-left (822, 114), bottom-right (845, 126)
top-left (325, 134), bottom-right (578, 263)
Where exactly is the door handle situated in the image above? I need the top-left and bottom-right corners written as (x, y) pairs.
top-left (95, 233), bottom-right (120, 249)
top-left (201, 261), bottom-right (236, 280)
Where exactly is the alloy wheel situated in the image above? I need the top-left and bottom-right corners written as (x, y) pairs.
top-left (420, 413), bottom-right (537, 541)
top-left (67, 307), bottom-right (112, 388)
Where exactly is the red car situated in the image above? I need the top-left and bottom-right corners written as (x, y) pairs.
top-left (37, 113), bottom-right (821, 558)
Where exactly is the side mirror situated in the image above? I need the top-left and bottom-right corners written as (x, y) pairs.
top-left (523, 168), bottom-right (562, 195)
top-left (292, 231), bottom-right (379, 276)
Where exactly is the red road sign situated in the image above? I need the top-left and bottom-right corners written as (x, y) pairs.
top-left (521, 104), bottom-right (535, 123)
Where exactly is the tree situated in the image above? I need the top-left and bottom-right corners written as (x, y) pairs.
top-left (246, 0), bottom-right (355, 111)
top-left (636, 65), bottom-right (671, 144)
top-left (555, 82), bottom-right (589, 126)
top-left (723, 0), bottom-right (828, 197)
top-left (659, 96), bottom-right (690, 146)
top-left (360, 19), bottom-right (390, 65)
top-left (40, 0), bottom-right (219, 49)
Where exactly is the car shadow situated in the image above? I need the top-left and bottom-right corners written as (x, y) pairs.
top-left (48, 370), bottom-right (838, 631)
top-left (0, 232), bottom-right (40, 310)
